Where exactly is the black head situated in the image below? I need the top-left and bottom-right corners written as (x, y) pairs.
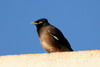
top-left (31, 18), bottom-right (50, 26)
top-left (35, 18), bottom-right (48, 24)
top-left (31, 18), bottom-right (50, 32)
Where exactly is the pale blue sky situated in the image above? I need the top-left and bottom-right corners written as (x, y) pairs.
top-left (0, 0), bottom-right (100, 55)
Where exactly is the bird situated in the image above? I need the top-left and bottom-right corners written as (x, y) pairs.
top-left (31, 18), bottom-right (73, 53)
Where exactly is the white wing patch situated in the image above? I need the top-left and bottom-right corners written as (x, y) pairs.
top-left (48, 30), bottom-right (59, 40)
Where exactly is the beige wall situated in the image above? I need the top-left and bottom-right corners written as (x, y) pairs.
top-left (0, 50), bottom-right (100, 67)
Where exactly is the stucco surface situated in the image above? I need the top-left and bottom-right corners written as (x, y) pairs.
top-left (0, 50), bottom-right (100, 67)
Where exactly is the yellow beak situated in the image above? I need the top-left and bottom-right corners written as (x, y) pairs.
top-left (31, 21), bottom-right (43, 24)
top-left (31, 22), bottom-right (38, 24)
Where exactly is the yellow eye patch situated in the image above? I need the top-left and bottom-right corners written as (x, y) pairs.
top-left (31, 21), bottom-right (44, 24)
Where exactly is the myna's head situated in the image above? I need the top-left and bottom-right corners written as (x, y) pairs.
top-left (31, 18), bottom-right (50, 32)
top-left (31, 18), bottom-right (50, 27)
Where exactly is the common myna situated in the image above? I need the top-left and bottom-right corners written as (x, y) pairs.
top-left (31, 18), bottom-right (73, 53)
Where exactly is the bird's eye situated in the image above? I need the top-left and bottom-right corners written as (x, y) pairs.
top-left (38, 21), bottom-right (43, 24)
